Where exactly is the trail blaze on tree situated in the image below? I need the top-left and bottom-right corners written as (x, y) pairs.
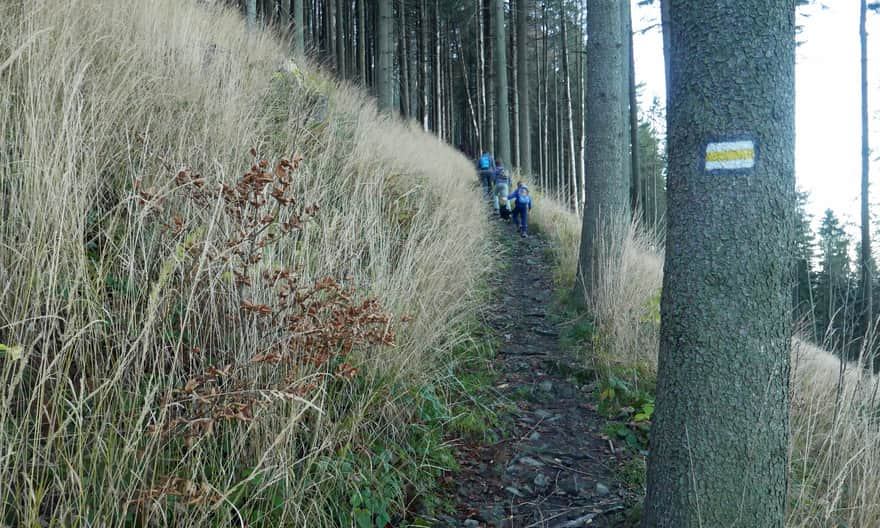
top-left (643, 2), bottom-right (795, 526)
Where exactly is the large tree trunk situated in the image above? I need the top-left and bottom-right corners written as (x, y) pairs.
top-left (517, 0), bottom-right (532, 175)
top-left (376, 0), bottom-right (394, 111)
top-left (493, 0), bottom-right (511, 165)
top-left (860, 0), bottom-right (872, 335)
top-left (642, 1), bottom-right (795, 526)
top-left (576, 0), bottom-right (629, 299)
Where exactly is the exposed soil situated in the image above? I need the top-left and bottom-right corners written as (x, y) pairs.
top-left (434, 218), bottom-right (637, 528)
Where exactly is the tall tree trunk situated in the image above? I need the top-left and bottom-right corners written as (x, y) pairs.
top-left (377, 0), bottom-right (394, 111)
top-left (860, 0), bottom-right (872, 335)
top-left (493, 0), bottom-right (511, 164)
top-left (561, 11), bottom-right (580, 216)
top-left (642, 2), bottom-right (795, 525)
top-left (576, 0), bottom-right (629, 299)
top-left (517, 0), bottom-right (532, 174)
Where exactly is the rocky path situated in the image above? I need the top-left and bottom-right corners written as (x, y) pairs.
top-left (440, 222), bottom-right (633, 528)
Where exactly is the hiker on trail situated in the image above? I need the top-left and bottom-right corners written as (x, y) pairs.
top-left (492, 160), bottom-right (511, 217)
top-left (508, 182), bottom-right (532, 238)
top-left (477, 151), bottom-right (494, 197)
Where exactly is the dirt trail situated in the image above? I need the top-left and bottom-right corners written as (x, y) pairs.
top-left (440, 222), bottom-right (633, 528)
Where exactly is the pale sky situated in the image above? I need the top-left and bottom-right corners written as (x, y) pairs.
top-left (631, 1), bottom-right (880, 233)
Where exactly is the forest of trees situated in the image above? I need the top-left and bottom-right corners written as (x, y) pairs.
top-left (228, 0), bottom-right (668, 231)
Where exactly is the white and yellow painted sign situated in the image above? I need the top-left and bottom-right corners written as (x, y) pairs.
top-left (705, 140), bottom-right (755, 171)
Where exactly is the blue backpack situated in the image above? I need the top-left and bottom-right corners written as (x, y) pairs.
top-left (479, 154), bottom-right (492, 170)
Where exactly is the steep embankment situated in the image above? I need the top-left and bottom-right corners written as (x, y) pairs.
top-left (0, 1), bottom-right (489, 525)
top-left (532, 197), bottom-right (880, 527)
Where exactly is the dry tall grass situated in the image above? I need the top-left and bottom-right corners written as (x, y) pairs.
top-left (0, 1), bottom-right (489, 525)
top-left (533, 195), bottom-right (880, 525)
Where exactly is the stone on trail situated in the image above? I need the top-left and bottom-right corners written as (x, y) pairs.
top-left (463, 519), bottom-right (480, 528)
top-left (534, 472), bottom-right (550, 489)
top-left (595, 482), bottom-right (610, 497)
top-left (518, 456), bottom-right (544, 467)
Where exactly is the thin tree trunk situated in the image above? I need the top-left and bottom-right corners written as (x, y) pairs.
top-left (561, 11), bottom-right (579, 216)
top-left (420, 0), bottom-right (430, 129)
top-left (377, 0), bottom-right (393, 110)
top-left (399, 0), bottom-right (410, 117)
top-left (626, 0), bottom-right (640, 216)
top-left (512, 0), bottom-right (520, 168)
top-left (336, 0), bottom-right (346, 75)
top-left (541, 1), bottom-right (550, 188)
top-left (860, 0), bottom-right (872, 334)
top-left (357, 0), bottom-right (366, 82)
top-left (434, 0), bottom-right (442, 134)
top-left (327, 0), bottom-right (336, 67)
top-left (517, 0), bottom-right (532, 174)
top-left (293, 0), bottom-right (305, 54)
top-left (246, 0), bottom-right (258, 28)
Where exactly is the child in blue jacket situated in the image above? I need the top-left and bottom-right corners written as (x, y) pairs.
top-left (507, 182), bottom-right (532, 238)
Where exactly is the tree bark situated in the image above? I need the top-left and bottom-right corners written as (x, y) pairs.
top-left (860, 0), bottom-right (872, 335)
top-left (642, 1), bottom-right (795, 526)
top-left (493, 0), bottom-right (511, 165)
top-left (576, 0), bottom-right (629, 298)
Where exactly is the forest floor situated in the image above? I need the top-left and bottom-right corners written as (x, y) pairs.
top-left (429, 214), bottom-right (640, 527)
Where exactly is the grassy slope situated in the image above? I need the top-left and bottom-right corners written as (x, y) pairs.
top-left (0, 1), bottom-right (490, 526)
top-left (531, 196), bottom-right (880, 526)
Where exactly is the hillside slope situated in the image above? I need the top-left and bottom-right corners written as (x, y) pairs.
top-left (0, 1), bottom-right (490, 525)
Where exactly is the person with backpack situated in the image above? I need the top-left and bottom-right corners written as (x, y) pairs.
top-left (492, 160), bottom-right (511, 217)
top-left (507, 181), bottom-right (533, 238)
top-left (476, 151), bottom-right (494, 197)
